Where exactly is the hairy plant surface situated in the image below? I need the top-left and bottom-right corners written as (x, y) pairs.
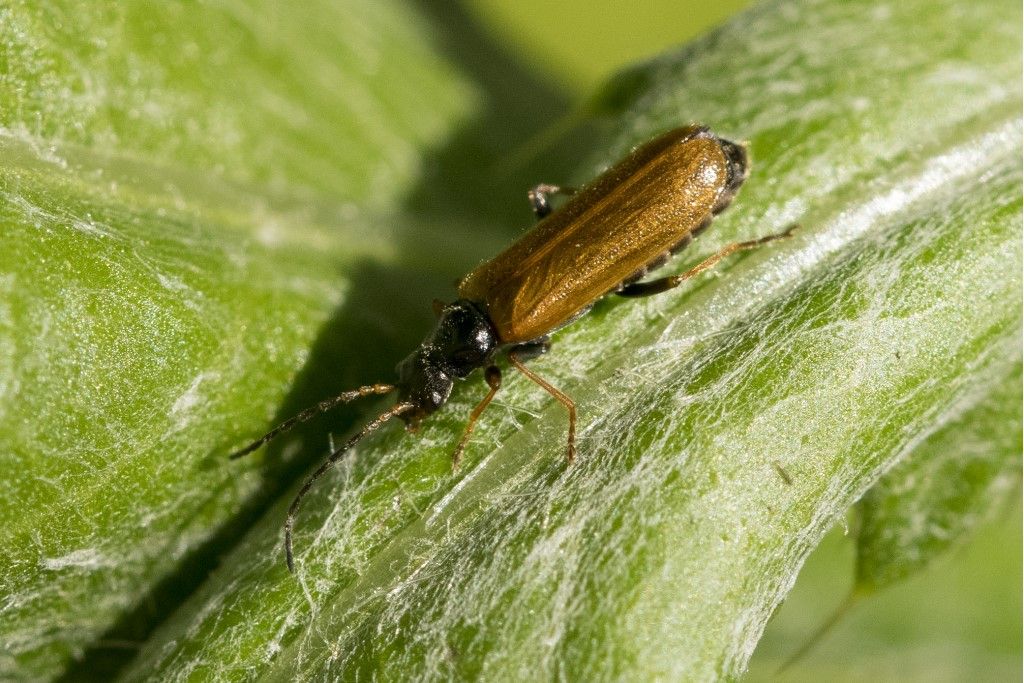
top-left (0, 0), bottom-right (1019, 680)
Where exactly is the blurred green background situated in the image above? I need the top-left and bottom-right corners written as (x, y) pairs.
top-left (464, 1), bottom-right (1021, 680)
top-left (466, 0), bottom-right (752, 93)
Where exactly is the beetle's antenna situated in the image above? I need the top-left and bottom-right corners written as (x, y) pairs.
top-left (228, 383), bottom-right (396, 460)
top-left (284, 401), bottom-right (414, 572)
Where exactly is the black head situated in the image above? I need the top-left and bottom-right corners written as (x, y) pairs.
top-left (395, 300), bottom-right (498, 426)
top-left (713, 137), bottom-right (749, 214)
top-left (395, 351), bottom-right (453, 427)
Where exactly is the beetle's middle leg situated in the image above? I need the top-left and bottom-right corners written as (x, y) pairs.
top-left (617, 225), bottom-right (798, 298)
top-left (508, 348), bottom-right (576, 463)
top-left (528, 184), bottom-right (577, 220)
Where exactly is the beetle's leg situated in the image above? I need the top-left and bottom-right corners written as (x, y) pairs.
top-left (509, 336), bottom-right (550, 360)
top-left (508, 349), bottom-right (576, 463)
top-left (528, 184), bottom-right (577, 220)
top-left (617, 225), bottom-right (798, 298)
top-left (451, 365), bottom-right (502, 471)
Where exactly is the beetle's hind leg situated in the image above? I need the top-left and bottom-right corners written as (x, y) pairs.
top-left (528, 184), bottom-right (576, 220)
top-left (508, 348), bottom-right (576, 463)
top-left (451, 366), bottom-right (502, 471)
top-left (617, 225), bottom-right (798, 298)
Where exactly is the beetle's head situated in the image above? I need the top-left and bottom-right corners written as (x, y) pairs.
top-left (395, 350), bottom-right (452, 428)
top-left (718, 138), bottom-right (749, 195)
top-left (395, 300), bottom-right (497, 427)
top-left (712, 137), bottom-right (749, 214)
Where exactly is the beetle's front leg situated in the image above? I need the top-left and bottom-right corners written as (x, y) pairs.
top-left (451, 366), bottom-right (502, 470)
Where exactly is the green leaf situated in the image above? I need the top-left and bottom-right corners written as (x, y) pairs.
top-left (0, 1), bottom-right (569, 680)
top-left (0, 1), bottom-right (479, 204)
top-left (3, 0), bottom-right (1020, 682)
top-left (746, 505), bottom-right (1021, 681)
top-left (123, 0), bottom-right (1017, 680)
top-left (856, 365), bottom-right (1023, 590)
top-left (754, 353), bottom-right (1021, 676)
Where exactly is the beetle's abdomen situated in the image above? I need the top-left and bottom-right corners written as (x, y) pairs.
top-left (459, 126), bottom-right (743, 345)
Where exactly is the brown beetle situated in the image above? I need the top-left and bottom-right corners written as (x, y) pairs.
top-left (230, 125), bottom-right (795, 571)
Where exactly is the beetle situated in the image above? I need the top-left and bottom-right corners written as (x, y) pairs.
top-left (230, 124), bottom-right (796, 571)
